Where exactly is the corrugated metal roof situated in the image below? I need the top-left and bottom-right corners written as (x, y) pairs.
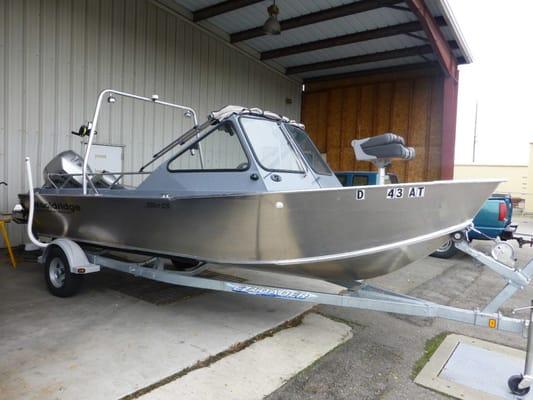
top-left (246, 8), bottom-right (418, 52)
top-left (207, 0), bottom-right (356, 34)
top-left (277, 35), bottom-right (425, 67)
top-left (171, 0), bottom-right (471, 80)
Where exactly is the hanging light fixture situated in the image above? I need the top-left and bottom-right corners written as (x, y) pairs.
top-left (263, 1), bottom-right (281, 35)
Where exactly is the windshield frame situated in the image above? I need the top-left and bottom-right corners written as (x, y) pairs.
top-left (284, 124), bottom-right (333, 176)
top-left (166, 120), bottom-right (251, 173)
top-left (238, 116), bottom-right (305, 175)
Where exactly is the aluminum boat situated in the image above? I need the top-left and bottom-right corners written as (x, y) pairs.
top-left (15, 89), bottom-right (499, 286)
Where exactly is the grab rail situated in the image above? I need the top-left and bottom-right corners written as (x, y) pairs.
top-left (82, 89), bottom-right (199, 194)
top-left (47, 171), bottom-right (151, 192)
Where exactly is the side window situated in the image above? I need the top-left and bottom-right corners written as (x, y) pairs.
top-left (285, 124), bottom-right (332, 175)
top-left (168, 123), bottom-right (249, 171)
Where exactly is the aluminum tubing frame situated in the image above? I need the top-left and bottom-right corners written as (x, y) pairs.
top-left (82, 89), bottom-right (199, 194)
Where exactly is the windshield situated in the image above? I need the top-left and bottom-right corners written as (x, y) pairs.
top-left (240, 117), bottom-right (303, 173)
top-left (167, 122), bottom-right (249, 171)
top-left (284, 124), bottom-right (332, 175)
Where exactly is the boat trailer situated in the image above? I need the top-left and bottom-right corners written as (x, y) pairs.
top-left (32, 231), bottom-right (533, 396)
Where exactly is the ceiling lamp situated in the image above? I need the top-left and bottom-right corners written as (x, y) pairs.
top-left (263, 1), bottom-right (281, 35)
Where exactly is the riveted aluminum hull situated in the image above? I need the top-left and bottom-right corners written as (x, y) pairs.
top-left (21, 179), bottom-right (499, 282)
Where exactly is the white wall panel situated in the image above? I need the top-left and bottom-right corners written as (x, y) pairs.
top-left (0, 0), bottom-right (302, 245)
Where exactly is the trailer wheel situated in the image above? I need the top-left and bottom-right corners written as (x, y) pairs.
top-left (508, 375), bottom-right (530, 396)
top-left (44, 246), bottom-right (83, 297)
top-left (430, 239), bottom-right (458, 259)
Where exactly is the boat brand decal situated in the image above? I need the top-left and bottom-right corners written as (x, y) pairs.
top-left (145, 201), bottom-right (170, 209)
top-left (355, 189), bottom-right (365, 200)
top-left (36, 201), bottom-right (80, 213)
top-left (228, 283), bottom-right (316, 300)
top-left (386, 186), bottom-right (425, 199)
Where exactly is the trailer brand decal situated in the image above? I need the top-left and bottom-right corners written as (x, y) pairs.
top-left (355, 189), bottom-right (365, 200)
top-left (228, 284), bottom-right (316, 300)
top-left (36, 202), bottom-right (80, 213)
top-left (386, 186), bottom-right (425, 199)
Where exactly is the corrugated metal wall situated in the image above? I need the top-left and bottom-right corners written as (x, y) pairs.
top-left (0, 0), bottom-right (302, 245)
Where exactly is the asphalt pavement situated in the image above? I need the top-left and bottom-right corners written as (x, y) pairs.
top-left (267, 222), bottom-right (533, 400)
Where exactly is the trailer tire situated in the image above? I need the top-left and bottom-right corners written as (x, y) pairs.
top-left (430, 239), bottom-right (458, 259)
top-left (44, 246), bottom-right (83, 297)
top-left (508, 374), bottom-right (530, 396)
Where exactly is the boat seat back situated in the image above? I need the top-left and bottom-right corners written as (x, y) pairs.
top-left (351, 133), bottom-right (415, 162)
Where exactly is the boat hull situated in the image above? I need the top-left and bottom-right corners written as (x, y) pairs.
top-left (21, 180), bottom-right (499, 282)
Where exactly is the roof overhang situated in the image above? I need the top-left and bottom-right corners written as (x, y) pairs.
top-left (158, 0), bottom-right (472, 82)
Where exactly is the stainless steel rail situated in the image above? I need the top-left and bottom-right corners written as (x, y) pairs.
top-left (82, 89), bottom-right (199, 194)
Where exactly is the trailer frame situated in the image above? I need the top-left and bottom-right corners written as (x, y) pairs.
top-left (37, 231), bottom-right (533, 395)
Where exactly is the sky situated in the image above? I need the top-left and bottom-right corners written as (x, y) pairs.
top-left (447, 0), bottom-right (533, 165)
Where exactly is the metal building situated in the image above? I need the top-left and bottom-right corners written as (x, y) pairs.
top-left (0, 0), bottom-right (471, 245)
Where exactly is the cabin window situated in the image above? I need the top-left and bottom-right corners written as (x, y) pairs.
top-left (240, 117), bottom-right (303, 173)
top-left (167, 123), bottom-right (249, 171)
top-left (284, 125), bottom-right (332, 175)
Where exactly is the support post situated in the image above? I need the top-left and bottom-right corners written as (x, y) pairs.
top-left (441, 74), bottom-right (459, 179)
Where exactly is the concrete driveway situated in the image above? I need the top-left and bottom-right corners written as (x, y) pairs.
top-left (0, 256), bottom-right (341, 400)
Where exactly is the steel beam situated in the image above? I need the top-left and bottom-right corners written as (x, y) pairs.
top-left (441, 74), bottom-right (458, 179)
top-left (193, 0), bottom-right (264, 22)
top-left (287, 40), bottom-right (458, 75)
top-left (302, 61), bottom-right (441, 84)
top-left (230, 0), bottom-right (403, 43)
top-left (262, 19), bottom-right (442, 60)
top-left (406, 0), bottom-right (458, 79)
top-left (286, 44), bottom-right (433, 75)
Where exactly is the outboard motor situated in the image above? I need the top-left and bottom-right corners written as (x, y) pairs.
top-left (352, 133), bottom-right (415, 185)
top-left (43, 150), bottom-right (122, 189)
top-left (43, 150), bottom-right (90, 188)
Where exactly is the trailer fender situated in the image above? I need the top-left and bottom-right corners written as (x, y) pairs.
top-left (39, 239), bottom-right (100, 274)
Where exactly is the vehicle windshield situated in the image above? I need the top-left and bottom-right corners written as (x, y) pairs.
top-left (240, 117), bottom-right (303, 173)
top-left (284, 124), bottom-right (332, 175)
